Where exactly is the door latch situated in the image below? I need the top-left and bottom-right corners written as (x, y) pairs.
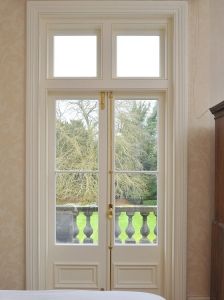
top-left (100, 91), bottom-right (105, 110)
top-left (107, 204), bottom-right (113, 220)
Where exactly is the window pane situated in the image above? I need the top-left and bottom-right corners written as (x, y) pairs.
top-left (116, 36), bottom-right (160, 77)
top-left (56, 172), bottom-right (98, 244)
top-left (114, 173), bottom-right (157, 245)
top-left (56, 173), bottom-right (98, 205)
top-left (115, 173), bottom-right (157, 205)
top-left (56, 99), bottom-right (98, 171)
top-left (55, 98), bottom-right (99, 245)
top-left (115, 99), bottom-right (158, 171)
top-left (54, 36), bottom-right (97, 77)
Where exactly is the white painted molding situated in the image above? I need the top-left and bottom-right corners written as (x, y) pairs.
top-left (26, 2), bottom-right (188, 299)
top-left (26, 3), bottom-right (40, 290)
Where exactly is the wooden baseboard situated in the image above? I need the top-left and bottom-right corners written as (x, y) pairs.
top-left (188, 297), bottom-right (210, 300)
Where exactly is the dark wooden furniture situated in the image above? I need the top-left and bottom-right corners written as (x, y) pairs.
top-left (210, 101), bottom-right (224, 300)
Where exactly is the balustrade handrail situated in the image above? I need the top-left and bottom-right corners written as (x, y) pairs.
top-left (56, 205), bottom-right (98, 213)
top-left (56, 204), bottom-right (157, 213)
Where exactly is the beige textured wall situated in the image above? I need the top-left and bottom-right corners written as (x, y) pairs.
top-left (187, 0), bottom-right (224, 297)
top-left (0, 0), bottom-right (219, 298)
top-left (210, 0), bottom-right (224, 106)
top-left (0, 0), bottom-right (26, 289)
top-left (187, 0), bottom-right (212, 297)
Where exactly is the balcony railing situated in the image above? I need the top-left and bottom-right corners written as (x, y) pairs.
top-left (56, 205), bottom-right (157, 245)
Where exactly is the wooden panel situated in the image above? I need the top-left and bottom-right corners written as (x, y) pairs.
top-left (215, 117), bottom-right (224, 223)
top-left (113, 264), bottom-right (158, 289)
top-left (210, 101), bottom-right (224, 300)
top-left (211, 222), bottom-right (218, 300)
top-left (210, 222), bottom-right (224, 300)
top-left (54, 263), bottom-right (98, 289)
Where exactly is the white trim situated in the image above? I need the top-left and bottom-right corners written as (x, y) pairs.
top-left (172, 3), bottom-right (188, 300)
top-left (26, 2), bottom-right (188, 300)
top-left (26, 3), bottom-right (40, 289)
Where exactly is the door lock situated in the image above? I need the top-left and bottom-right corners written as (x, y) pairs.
top-left (107, 204), bottom-right (113, 220)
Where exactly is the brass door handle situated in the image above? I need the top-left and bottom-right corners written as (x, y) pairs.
top-left (107, 204), bottom-right (113, 220)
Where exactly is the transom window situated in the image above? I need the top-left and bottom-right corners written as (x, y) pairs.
top-left (116, 35), bottom-right (160, 77)
top-left (48, 26), bottom-right (165, 79)
top-left (54, 36), bottom-right (98, 77)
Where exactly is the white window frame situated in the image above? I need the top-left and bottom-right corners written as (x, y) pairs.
top-left (26, 1), bottom-right (188, 300)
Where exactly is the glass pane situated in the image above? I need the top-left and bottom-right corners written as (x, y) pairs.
top-left (114, 173), bottom-right (157, 245)
top-left (54, 36), bottom-right (97, 77)
top-left (115, 173), bottom-right (157, 205)
top-left (56, 173), bottom-right (98, 244)
top-left (115, 99), bottom-right (158, 171)
top-left (116, 36), bottom-right (160, 77)
top-left (56, 173), bottom-right (98, 205)
top-left (56, 99), bottom-right (98, 171)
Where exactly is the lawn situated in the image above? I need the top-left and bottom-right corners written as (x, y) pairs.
top-left (76, 211), bottom-right (157, 244)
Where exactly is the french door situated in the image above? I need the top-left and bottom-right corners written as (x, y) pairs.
top-left (47, 91), bottom-right (164, 294)
top-left (27, 3), bottom-right (188, 299)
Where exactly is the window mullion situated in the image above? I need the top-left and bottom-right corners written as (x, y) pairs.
top-left (102, 22), bottom-right (112, 81)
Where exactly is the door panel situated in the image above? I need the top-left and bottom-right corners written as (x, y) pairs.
top-left (47, 93), bottom-right (164, 294)
top-left (47, 95), bottom-right (109, 290)
top-left (110, 97), bottom-right (164, 294)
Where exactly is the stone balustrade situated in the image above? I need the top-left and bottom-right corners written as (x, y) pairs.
top-left (56, 205), bottom-right (157, 244)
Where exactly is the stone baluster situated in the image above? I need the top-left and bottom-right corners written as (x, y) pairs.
top-left (154, 225), bottom-right (157, 236)
top-left (83, 210), bottom-right (93, 244)
top-left (140, 212), bottom-right (150, 244)
top-left (125, 210), bottom-right (136, 244)
top-left (115, 210), bottom-right (122, 243)
top-left (153, 213), bottom-right (157, 243)
top-left (73, 209), bottom-right (79, 243)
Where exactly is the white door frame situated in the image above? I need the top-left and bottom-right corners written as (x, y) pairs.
top-left (26, 2), bottom-right (188, 300)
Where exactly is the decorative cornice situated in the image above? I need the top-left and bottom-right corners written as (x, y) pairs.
top-left (210, 100), bottom-right (224, 119)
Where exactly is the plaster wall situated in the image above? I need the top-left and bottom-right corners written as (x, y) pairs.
top-left (210, 0), bottom-right (224, 106)
top-left (0, 0), bottom-right (26, 289)
top-left (187, 0), bottom-right (212, 297)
